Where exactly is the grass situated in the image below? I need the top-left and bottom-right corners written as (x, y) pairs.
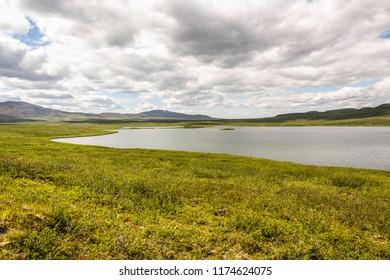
top-left (0, 122), bottom-right (389, 259)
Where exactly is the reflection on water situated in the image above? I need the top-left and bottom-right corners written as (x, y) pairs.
top-left (54, 126), bottom-right (390, 170)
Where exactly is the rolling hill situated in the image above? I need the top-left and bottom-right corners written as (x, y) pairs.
top-left (242, 103), bottom-right (390, 123)
top-left (139, 110), bottom-right (212, 120)
top-left (1, 101), bottom-right (389, 123)
top-left (0, 101), bottom-right (90, 119)
top-left (0, 101), bottom-right (214, 121)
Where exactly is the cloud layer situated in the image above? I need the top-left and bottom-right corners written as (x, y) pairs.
top-left (0, 0), bottom-right (390, 117)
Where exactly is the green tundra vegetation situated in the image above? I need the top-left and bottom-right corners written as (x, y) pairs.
top-left (0, 122), bottom-right (389, 259)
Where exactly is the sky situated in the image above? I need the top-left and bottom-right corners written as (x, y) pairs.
top-left (0, 0), bottom-right (390, 118)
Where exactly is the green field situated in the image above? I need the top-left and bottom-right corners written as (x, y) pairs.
top-left (0, 123), bottom-right (389, 259)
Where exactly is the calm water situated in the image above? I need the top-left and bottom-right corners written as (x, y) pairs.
top-left (54, 126), bottom-right (390, 170)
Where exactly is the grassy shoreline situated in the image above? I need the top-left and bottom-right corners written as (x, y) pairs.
top-left (0, 123), bottom-right (389, 259)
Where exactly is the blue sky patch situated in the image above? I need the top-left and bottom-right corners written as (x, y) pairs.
top-left (291, 86), bottom-right (339, 93)
top-left (12, 17), bottom-right (49, 49)
top-left (380, 30), bottom-right (390, 39)
top-left (349, 78), bottom-right (381, 88)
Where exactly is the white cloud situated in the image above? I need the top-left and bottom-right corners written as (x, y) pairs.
top-left (0, 1), bottom-right (29, 34)
top-left (0, 36), bottom-right (28, 68)
top-left (134, 102), bottom-right (159, 113)
top-left (373, 77), bottom-right (390, 90)
top-left (0, 0), bottom-right (389, 118)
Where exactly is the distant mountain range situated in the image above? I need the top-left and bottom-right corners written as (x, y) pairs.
top-left (0, 101), bottom-right (214, 121)
top-left (0, 101), bottom-right (389, 123)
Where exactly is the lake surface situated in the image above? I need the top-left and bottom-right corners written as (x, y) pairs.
top-left (54, 126), bottom-right (390, 170)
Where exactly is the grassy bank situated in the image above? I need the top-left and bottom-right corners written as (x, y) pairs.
top-left (220, 115), bottom-right (390, 126)
top-left (0, 123), bottom-right (389, 259)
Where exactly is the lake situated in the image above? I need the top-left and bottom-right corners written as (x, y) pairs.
top-left (54, 126), bottom-right (390, 170)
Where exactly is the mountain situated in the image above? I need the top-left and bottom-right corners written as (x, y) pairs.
top-left (0, 114), bottom-right (37, 122)
top-left (245, 103), bottom-right (390, 123)
top-left (0, 101), bottom-right (96, 119)
top-left (139, 110), bottom-right (212, 120)
top-left (0, 101), bottom-right (214, 121)
top-left (1, 101), bottom-right (389, 123)
top-left (274, 103), bottom-right (390, 121)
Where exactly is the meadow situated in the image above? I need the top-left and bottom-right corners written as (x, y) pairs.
top-left (0, 122), bottom-right (389, 259)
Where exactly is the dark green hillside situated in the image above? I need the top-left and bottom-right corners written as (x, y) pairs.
top-left (275, 103), bottom-right (390, 120)
top-left (244, 103), bottom-right (390, 123)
